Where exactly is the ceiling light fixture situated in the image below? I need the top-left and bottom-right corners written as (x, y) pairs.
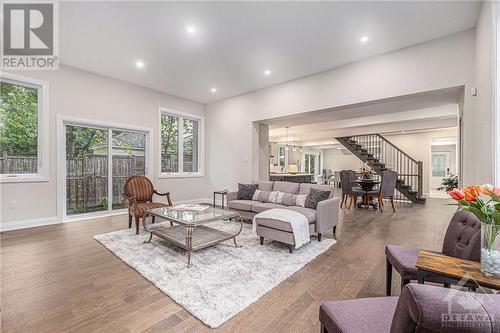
top-left (186, 25), bottom-right (197, 35)
top-left (285, 127), bottom-right (289, 151)
top-left (135, 60), bottom-right (145, 69)
top-left (263, 69), bottom-right (271, 76)
top-left (210, 88), bottom-right (217, 93)
top-left (360, 36), bottom-right (369, 43)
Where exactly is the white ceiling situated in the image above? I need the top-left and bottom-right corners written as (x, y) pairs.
top-left (60, 1), bottom-right (481, 103)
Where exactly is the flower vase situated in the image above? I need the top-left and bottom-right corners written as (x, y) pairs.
top-left (481, 223), bottom-right (500, 277)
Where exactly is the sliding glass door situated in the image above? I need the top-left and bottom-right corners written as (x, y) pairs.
top-left (65, 123), bottom-right (147, 217)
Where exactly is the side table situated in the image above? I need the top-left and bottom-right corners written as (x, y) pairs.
top-left (416, 250), bottom-right (500, 291)
top-left (213, 190), bottom-right (229, 209)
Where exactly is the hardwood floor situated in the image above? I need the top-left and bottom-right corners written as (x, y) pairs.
top-left (1, 198), bottom-right (455, 333)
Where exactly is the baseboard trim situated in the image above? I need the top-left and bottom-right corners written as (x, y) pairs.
top-left (1, 216), bottom-right (60, 232)
top-left (1, 198), bottom-right (212, 232)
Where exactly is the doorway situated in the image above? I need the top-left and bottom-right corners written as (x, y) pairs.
top-left (430, 140), bottom-right (457, 198)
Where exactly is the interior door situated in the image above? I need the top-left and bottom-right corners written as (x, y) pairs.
top-left (431, 151), bottom-right (451, 189)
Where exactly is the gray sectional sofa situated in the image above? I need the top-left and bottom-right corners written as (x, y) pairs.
top-left (227, 181), bottom-right (340, 241)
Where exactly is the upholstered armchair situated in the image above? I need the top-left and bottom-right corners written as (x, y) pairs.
top-left (123, 175), bottom-right (172, 234)
top-left (385, 211), bottom-right (481, 295)
top-left (319, 284), bottom-right (500, 333)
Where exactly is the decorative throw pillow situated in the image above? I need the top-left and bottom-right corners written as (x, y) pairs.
top-left (275, 191), bottom-right (286, 204)
top-left (295, 194), bottom-right (307, 207)
top-left (281, 193), bottom-right (297, 206)
top-left (252, 189), bottom-right (262, 201)
top-left (304, 188), bottom-right (331, 209)
top-left (258, 191), bottom-right (271, 202)
top-left (267, 191), bottom-right (279, 203)
top-left (237, 183), bottom-right (258, 200)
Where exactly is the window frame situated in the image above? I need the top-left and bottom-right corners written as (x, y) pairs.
top-left (0, 72), bottom-right (49, 183)
top-left (158, 107), bottom-right (204, 178)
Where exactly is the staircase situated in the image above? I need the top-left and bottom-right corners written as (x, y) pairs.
top-left (336, 134), bottom-right (425, 204)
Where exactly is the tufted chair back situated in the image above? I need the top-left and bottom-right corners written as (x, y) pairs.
top-left (340, 170), bottom-right (354, 195)
top-left (123, 175), bottom-right (154, 203)
top-left (441, 211), bottom-right (481, 262)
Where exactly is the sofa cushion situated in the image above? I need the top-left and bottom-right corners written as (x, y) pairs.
top-left (320, 297), bottom-right (398, 333)
top-left (255, 216), bottom-right (315, 232)
top-left (295, 194), bottom-right (307, 207)
top-left (237, 183), bottom-right (258, 200)
top-left (284, 206), bottom-right (316, 222)
top-left (299, 183), bottom-right (334, 198)
top-left (251, 202), bottom-right (284, 213)
top-left (273, 181), bottom-right (300, 194)
top-left (257, 181), bottom-right (274, 191)
top-left (228, 199), bottom-right (260, 211)
top-left (304, 188), bottom-right (331, 209)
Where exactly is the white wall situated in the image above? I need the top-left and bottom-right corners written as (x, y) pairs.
top-left (206, 29), bottom-right (476, 192)
top-left (474, 1), bottom-right (497, 186)
top-left (1, 65), bottom-right (207, 227)
top-left (322, 149), bottom-right (362, 173)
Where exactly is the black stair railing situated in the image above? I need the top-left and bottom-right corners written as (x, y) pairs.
top-left (337, 134), bottom-right (424, 202)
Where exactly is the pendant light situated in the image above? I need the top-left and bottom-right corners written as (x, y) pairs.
top-left (299, 135), bottom-right (303, 152)
top-left (292, 134), bottom-right (297, 152)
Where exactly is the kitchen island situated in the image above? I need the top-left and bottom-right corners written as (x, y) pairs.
top-left (269, 173), bottom-right (314, 183)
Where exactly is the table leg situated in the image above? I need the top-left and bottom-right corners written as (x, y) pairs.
top-left (213, 193), bottom-right (216, 207)
top-left (186, 226), bottom-right (194, 268)
top-left (417, 270), bottom-right (425, 284)
top-left (222, 194), bottom-right (225, 209)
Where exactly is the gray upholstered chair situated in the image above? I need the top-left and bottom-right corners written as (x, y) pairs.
top-left (385, 211), bottom-right (481, 295)
top-left (319, 284), bottom-right (500, 333)
top-left (339, 170), bottom-right (364, 209)
top-left (368, 170), bottom-right (397, 213)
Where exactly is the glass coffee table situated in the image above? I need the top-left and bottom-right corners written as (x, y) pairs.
top-left (143, 204), bottom-right (243, 267)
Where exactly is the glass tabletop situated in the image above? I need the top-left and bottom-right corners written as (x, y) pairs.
top-left (147, 204), bottom-right (239, 225)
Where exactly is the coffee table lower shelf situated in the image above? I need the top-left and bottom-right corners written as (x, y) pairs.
top-left (144, 219), bottom-right (242, 268)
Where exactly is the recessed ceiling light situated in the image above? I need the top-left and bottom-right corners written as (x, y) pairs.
top-left (360, 36), bottom-right (369, 43)
top-left (135, 60), bottom-right (145, 69)
top-left (210, 88), bottom-right (217, 93)
top-left (186, 25), bottom-right (197, 35)
top-left (263, 69), bottom-right (271, 76)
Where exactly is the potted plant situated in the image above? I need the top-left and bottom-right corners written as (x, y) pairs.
top-left (436, 173), bottom-right (459, 192)
top-left (448, 185), bottom-right (500, 276)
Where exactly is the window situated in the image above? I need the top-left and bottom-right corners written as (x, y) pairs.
top-left (0, 73), bottom-right (49, 182)
top-left (159, 108), bottom-right (203, 177)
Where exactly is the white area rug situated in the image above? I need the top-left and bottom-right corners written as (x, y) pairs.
top-left (93, 221), bottom-right (336, 328)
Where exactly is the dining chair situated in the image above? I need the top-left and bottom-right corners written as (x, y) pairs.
top-left (339, 170), bottom-right (364, 209)
top-left (123, 175), bottom-right (173, 234)
top-left (368, 170), bottom-right (397, 213)
top-left (333, 171), bottom-right (341, 187)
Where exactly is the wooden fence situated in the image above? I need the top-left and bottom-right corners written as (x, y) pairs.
top-left (0, 153), bottom-right (38, 174)
top-left (66, 154), bottom-right (145, 215)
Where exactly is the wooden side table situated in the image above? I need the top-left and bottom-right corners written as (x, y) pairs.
top-left (213, 190), bottom-right (229, 209)
top-left (416, 250), bottom-right (500, 291)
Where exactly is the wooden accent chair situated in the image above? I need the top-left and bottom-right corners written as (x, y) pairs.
top-left (123, 175), bottom-right (172, 234)
top-left (339, 170), bottom-right (364, 209)
top-left (385, 211), bottom-right (481, 295)
top-left (368, 170), bottom-right (397, 213)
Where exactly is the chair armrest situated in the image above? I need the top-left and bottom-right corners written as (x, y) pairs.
top-left (315, 197), bottom-right (340, 234)
top-left (390, 284), bottom-right (500, 333)
top-left (153, 190), bottom-right (172, 206)
top-left (227, 191), bottom-right (238, 202)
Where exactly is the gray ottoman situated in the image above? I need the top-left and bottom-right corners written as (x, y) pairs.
top-left (255, 216), bottom-right (315, 253)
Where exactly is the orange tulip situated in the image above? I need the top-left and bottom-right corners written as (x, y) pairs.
top-left (448, 188), bottom-right (465, 201)
top-left (462, 186), bottom-right (481, 202)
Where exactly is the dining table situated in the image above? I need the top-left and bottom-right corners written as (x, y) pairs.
top-left (355, 178), bottom-right (380, 209)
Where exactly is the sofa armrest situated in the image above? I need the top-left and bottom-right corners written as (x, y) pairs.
top-left (316, 197), bottom-right (340, 234)
top-left (390, 284), bottom-right (500, 333)
top-left (227, 191), bottom-right (238, 202)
